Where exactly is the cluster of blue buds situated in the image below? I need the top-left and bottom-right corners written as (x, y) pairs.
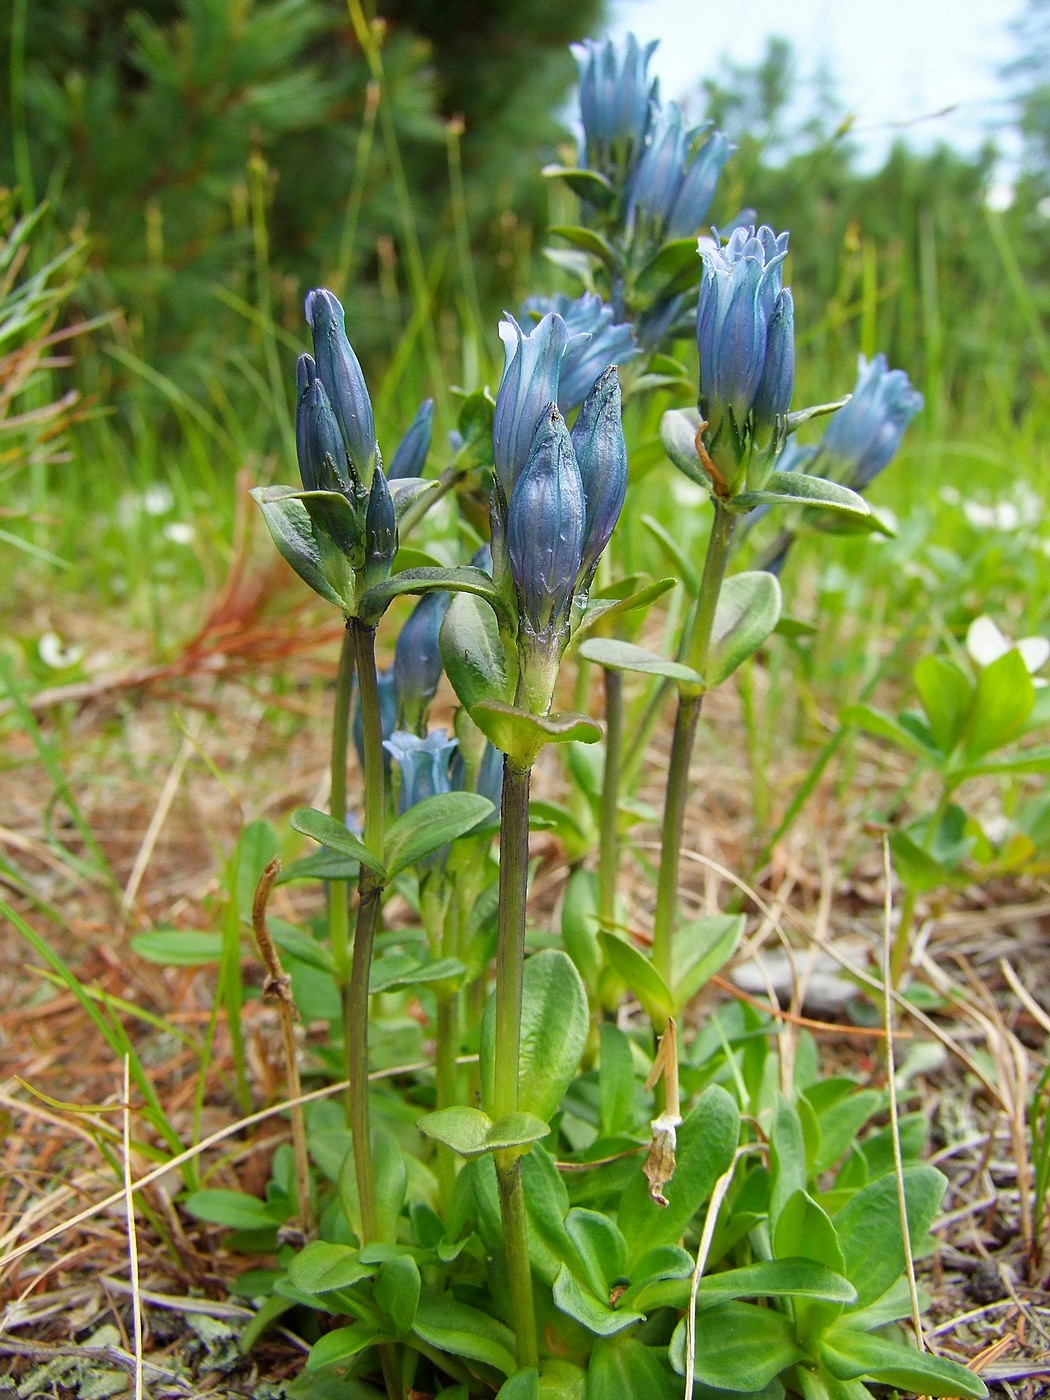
top-left (571, 33), bottom-right (659, 187)
top-left (813, 354), bottom-right (923, 491)
top-left (520, 293), bottom-right (638, 414)
top-left (696, 226), bottom-right (795, 483)
top-left (491, 312), bottom-right (628, 715)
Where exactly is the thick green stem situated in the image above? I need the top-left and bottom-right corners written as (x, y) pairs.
top-left (495, 1151), bottom-right (539, 1370)
top-left (345, 618), bottom-right (387, 1245)
top-left (598, 667), bottom-right (623, 929)
top-left (651, 501), bottom-right (738, 987)
top-left (329, 626), bottom-right (356, 985)
top-left (491, 757), bottom-right (537, 1367)
top-left (434, 996), bottom-right (458, 1205)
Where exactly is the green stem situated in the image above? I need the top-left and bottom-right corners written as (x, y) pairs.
top-left (598, 667), bottom-right (623, 929)
top-left (495, 1151), bottom-right (539, 1370)
top-left (345, 617), bottom-right (387, 1244)
top-left (651, 502), bottom-right (738, 987)
top-left (491, 757), bottom-right (537, 1367)
top-left (330, 626), bottom-right (356, 985)
top-left (434, 996), bottom-right (458, 1205)
top-left (889, 886), bottom-right (918, 991)
top-left (398, 457), bottom-right (469, 537)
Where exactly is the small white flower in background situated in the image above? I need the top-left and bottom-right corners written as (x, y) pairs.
top-left (163, 521), bottom-right (195, 544)
top-left (963, 500), bottom-right (1020, 531)
top-left (38, 632), bottom-right (85, 669)
top-left (966, 615), bottom-right (1049, 683)
top-left (142, 484), bottom-right (175, 515)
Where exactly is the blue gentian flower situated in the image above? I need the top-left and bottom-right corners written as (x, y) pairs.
top-left (384, 729), bottom-right (457, 813)
top-left (493, 313), bottom-right (582, 499)
top-left (522, 293), bottom-right (637, 414)
top-left (571, 33), bottom-right (658, 180)
top-left (570, 368), bottom-right (628, 584)
top-left (304, 289), bottom-right (378, 489)
top-left (628, 106), bottom-right (731, 246)
top-left (389, 398), bottom-right (434, 481)
top-left (294, 354), bottom-right (351, 495)
top-left (506, 405), bottom-right (585, 636)
top-left (393, 590), bottom-right (450, 734)
top-left (816, 354), bottom-right (923, 490)
top-left (363, 465), bottom-right (396, 589)
top-left (696, 226), bottom-right (793, 446)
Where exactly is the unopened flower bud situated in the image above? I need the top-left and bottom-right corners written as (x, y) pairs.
top-left (304, 288), bottom-right (377, 488)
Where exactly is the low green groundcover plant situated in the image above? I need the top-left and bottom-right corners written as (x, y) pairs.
top-left (133, 31), bottom-right (991, 1400)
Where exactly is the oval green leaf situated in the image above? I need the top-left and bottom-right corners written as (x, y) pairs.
top-left (290, 806), bottom-right (386, 878)
top-left (383, 791), bottom-right (493, 877)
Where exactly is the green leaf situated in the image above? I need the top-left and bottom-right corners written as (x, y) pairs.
top-left (841, 703), bottom-right (941, 763)
top-left (671, 914), bottom-right (745, 1010)
top-left (599, 1022), bottom-right (636, 1139)
top-left (358, 565), bottom-right (510, 629)
top-left (549, 223), bottom-right (618, 266)
top-left (455, 386), bottom-right (496, 445)
top-left (707, 571), bottom-right (782, 687)
top-left (589, 1337), bottom-right (680, 1400)
top-left (418, 1105), bottom-right (550, 1159)
top-left (641, 516), bottom-right (700, 595)
top-left (961, 647), bottom-right (1035, 761)
top-left (131, 928), bottom-right (223, 965)
top-left (889, 827), bottom-right (953, 895)
top-left (619, 1086), bottom-right (740, 1265)
top-left (306, 1324), bottom-right (389, 1370)
top-left (250, 485), bottom-right (356, 611)
top-left (599, 931), bottom-right (674, 1024)
top-left (234, 820), bottom-right (280, 918)
top-left (287, 1242), bottom-right (375, 1294)
top-left (470, 701), bottom-right (601, 766)
top-left (914, 655), bottom-right (973, 754)
top-left (576, 636), bottom-right (702, 686)
top-left (276, 849), bottom-right (359, 883)
top-left (542, 163), bottom-right (615, 205)
top-left (388, 477), bottom-right (438, 523)
top-left (697, 1258), bottom-right (855, 1307)
top-left (553, 1263), bottom-right (644, 1336)
top-left (574, 576), bottom-right (678, 640)
top-left (480, 949), bottom-right (590, 1123)
top-left (820, 1328), bottom-right (987, 1398)
top-left (440, 590), bottom-right (512, 711)
top-left (182, 1190), bottom-right (284, 1232)
top-left (769, 1098), bottom-right (808, 1236)
top-left (669, 1301), bottom-right (804, 1388)
top-left (290, 807), bottom-right (387, 878)
top-left (774, 1190), bottom-right (845, 1271)
top-left (660, 408), bottom-right (710, 489)
top-left (956, 743), bottom-right (1050, 779)
top-left (270, 919), bottom-right (338, 976)
top-left (411, 1291), bottom-right (518, 1375)
top-left (565, 1208), bottom-right (628, 1296)
top-left (372, 1129), bottom-right (408, 1243)
top-left (496, 1368), bottom-right (541, 1400)
top-left (369, 953), bottom-right (466, 995)
top-left (733, 472), bottom-right (870, 518)
top-left (383, 791), bottom-right (493, 877)
top-left (636, 237), bottom-right (703, 298)
top-left (835, 1164), bottom-right (946, 1308)
top-left (375, 1254), bottom-right (420, 1335)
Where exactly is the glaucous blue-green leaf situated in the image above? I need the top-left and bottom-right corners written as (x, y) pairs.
top-left (250, 485), bottom-right (356, 611)
top-left (440, 590), bottom-right (512, 712)
top-left (671, 914), bottom-right (745, 1010)
top-left (732, 472), bottom-right (869, 518)
top-left (598, 1022), bottom-right (635, 1139)
top-left (914, 655), bottom-right (972, 755)
top-left (660, 408), bottom-right (709, 489)
top-left (276, 849), bottom-right (359, 883)
top-left (706, 571), bottom-right (782, 687)
top-left (387, 477), bottom-right (437, 524)
top-left (819, 1327), bottom-right (987, 1398)
top-left (470, 700), bottom-right (601, 767)
top-left (553, 1263), bottom-right (644, 1336)
top-left (669, 1301), bottom-right (804, 1388)
top-left (290, 806), bottom-right (386, 877)
top-left (577, 637), bottom-right (702, 686)
top-left (418, 1105), bottom-right (550, 1160)
top-left (383, 791), bottom-right (493, 877)
top-left (287, 1241), bottom-right (375, 1294)
top-left (783, 396), bottom-right (850, 431)
top-left (375, 1254), bottom-right (420, 1336)
top-left (480, 950), bottom-right (589, 1123)
top-left (411, 1292), bottom-right (518, 1375)
top-left (599, 931), bottom-right (674, 1025)
top-left (549, 223), bottom-right (617, 266)
top-left (960, 648), bottom-right (1034, 762)
top-left (834, 1164), bottom-right (945, 1308)
top-left (358, 565), bottom-right (510, 628)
